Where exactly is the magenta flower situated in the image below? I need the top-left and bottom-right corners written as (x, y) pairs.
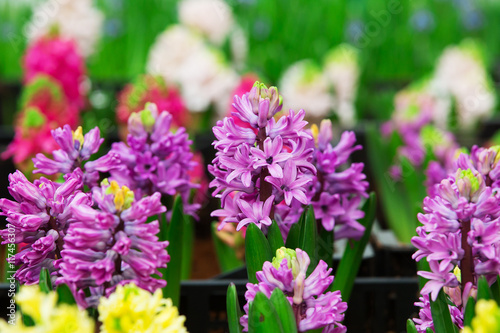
top-left (90, 103), bottom-right (200, 217)
top-left (210, 82), bottom-right (315, 233)
top-left (266, 161), bottom-right (311, 205)
top-left (241, 248), bottom-right (347, 332)
top-left (236, 195), bottom-right (275, 231)
top-left (251, 136), bottom-right (290, 178)
top-left (24, 35), bottom-right (86, 109)
top-left (33, 125), bottom-right (105, 187)
top-left (56, 180), bottom-right (169, 308)
top-left (0, 169), bottom-right (88, 284)
top-left (411, 148), bottom-right (500, 329)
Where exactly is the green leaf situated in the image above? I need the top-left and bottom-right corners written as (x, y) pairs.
top-left (331, 193), bottom-right (376, 302)
top-left (491, 276), bottom-right (500, 304)
top-left (284, 222), bottom-right (300, 249)
top-left (425, 328), bottom-right (434, 333)
top-left (463, 297), bottom-right (475, 328)
top-left (406, 319), bottom-right (418, 333)
top-left (211, 222), bottom-right (245, 272)
top-left (267, 220), bottom-right (285, 254)
top-left (181, 215), bottom-right (194, 280)
top-left (56, 284), bottom-right (76, 305)
top-left (162, 195), bottom-right (184, 307)
top-left (269, 289), bottom-right (297, 333)
top-left (430, 290), bottom-right (458, 333)
top-left (477, 275), bottom-right (492, 300)
top-left (246, 223), bottom-right (273, 284)
top-left (227, 283), bottom-right (243, 333)
top-left (39, 268), bottom-right (52, 293)
top-left (298, 206), bottom-right (317, 275)
top-left (317, 225), bottom-right (334, 268)
top-left (248, 292), bottom-right (283, 333)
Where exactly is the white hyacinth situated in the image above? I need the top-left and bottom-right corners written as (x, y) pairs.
top-left (323, 44), bottom-right (360, 127)
top-left (178, 0), bottom-right (234, 45)
top-left (25, 0), bottom-right (104, 58)
top-left (280, 60), bottom-right (334, 123)
top-left (147, 25), bottom-right (239, 113)
top-left (433, 40), bottom-right (496, 129)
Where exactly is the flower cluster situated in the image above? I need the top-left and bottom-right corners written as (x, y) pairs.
top-left (98, 283), bottom-right (187, 333)
top-left (116, 75), bottom-right (188, 135)
top-left (210, 82), bottom-right (316, 233)
top-left (308, 120), bottom-right (369, 239)
top-left (0, 169), bottom-right (87, 285)
top-left (0, 285), bottom-right (95, 333)
top-left (411, 146), bottom-right (500, 330)
top-left (24, 35), bottom-right (87, 109)
top-left (56, 180), bottom-right (169, 308)
top-left (33, 125), bottom-right (105, 187)
top-left (2, 76), bottom-right (80, 171)
top-left (94, 103), bottom-right (200, 216)
top-left (242, 247), bottom-right (347, 332)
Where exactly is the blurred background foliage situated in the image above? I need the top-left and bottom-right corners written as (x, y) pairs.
top-left (1, 0), bottom-right (500, 121)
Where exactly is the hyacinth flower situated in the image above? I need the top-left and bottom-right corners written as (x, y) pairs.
top-left (0, 169), bottom-right (88, 284)
top-left (0, 285), bottom-right (94, 333)
top-left (56, 180), bottom-right (169, 308)
top-left (116, 75), bottom-right (188, 138)
top-left (240, 247), bottom-right (347, 332)
top-left (32, 125), bottom-right (106, 187)
top-left (209, 81), bottom-right (317, 234)
top-left (24, 34), bottom-right (87, 109)
top-left (91, 103), bottom-right (200, 217)
top-left (2, 108), bottom-right (58, 172)
top-left (2, 75), bottom-right (80, 172)
top-left (308, 120), bottom-right (369, 240)
top-left (410, 146), bottom-right (500, 331)
top-left (98, 283), bottom-right (187, 333)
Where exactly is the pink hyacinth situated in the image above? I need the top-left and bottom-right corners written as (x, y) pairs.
top-left (411, 146), bottom-right (500, 330)
top-left (24, 35), bottom-right (86, 109)
top-left (241, 248), bottom-right (347, 332)
top-left (116, 75), bottom-right (188, 136)
top-left (209, 81), bottom-right (316, 233)
top-left (56, 180), bottom-right (169, 308)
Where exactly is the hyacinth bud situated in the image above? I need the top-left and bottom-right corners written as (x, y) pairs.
top-left (272, 247), bottom-right (299, 276)
top-left (456, 168), bottom-right (483, 202)
top-left (318, 119), bottom-right (333, 151)
top-left (128, 103), bottom-right (158, 136)
top-left (249, 81), bottom-right (283, 126)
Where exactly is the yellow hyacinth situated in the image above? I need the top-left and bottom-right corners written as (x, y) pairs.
top-left (0, 285), bottom-right (94, 333)
top-left (462, 299), bottom-right (500, 333)
top-left (98, 283), bottom-right (187, 333)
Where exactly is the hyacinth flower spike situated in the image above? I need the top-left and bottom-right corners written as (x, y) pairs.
top-left (56, 179), bottom-right (169, 308)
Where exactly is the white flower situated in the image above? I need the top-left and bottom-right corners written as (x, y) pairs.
top-left (26, 0), bottom-right (104, 58)
top-left (178, 0), bottom-right (234, 45)
top-left (433, 40), bottom-right (496, 129)
top-left (323, 44), bottom-right (360, 127)
top-left (147, 25), bottom-right (239, 113)
top-left (280, 60), bottom-right (333, 121)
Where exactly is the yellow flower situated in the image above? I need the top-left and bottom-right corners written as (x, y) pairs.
top-left (99, 283), bottom-right (188, 333)
top-left (72, 126), bottom-right (85, 147)
top-left (462, 299), bottom-right (500, 333)
top-left (0, 285), bottom-right (94, 333)
top-left (16, 285), bottom-right (57, 324)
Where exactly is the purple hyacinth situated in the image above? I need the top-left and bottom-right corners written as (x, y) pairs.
top-left (209, 82), bottom-right (316, 233)
top-left (0, 169), bottom-right (89, 284)
top-left (90, 103), bottom-right (200, 216)
top-left (411, 146), bottom-right (500, 329)
top-left (241, 247), bottom-right (347, 332)
top-left (55, 179), bottom-right (169, 308)
top-left (413, 294), bottom-right (463, 332)
top-left (307, 120), bottom-right (369, 240)
top-left (32, 125), bottom-right (107, 187)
